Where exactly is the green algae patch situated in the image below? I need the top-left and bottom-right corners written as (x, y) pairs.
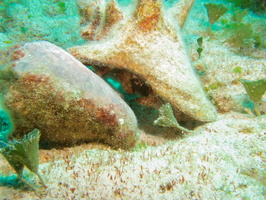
top-left (205, 3), bottom-right (228, 36)
top-left (154, 103), bottom-right (191, 133)
top-left (240, 78), bottom-right (266, 116)
top-left (1, 129), bottom-right (45, 190)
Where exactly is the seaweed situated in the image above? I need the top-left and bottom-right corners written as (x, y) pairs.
top-left (204, 3), bottom-right (263, 51)
top-left (153, 103), bottom-right (191, 133)
top-left (225, 0), bottom-right (266, 13)
top-left (234, 23), bottom-right (253, 48)
top-left (240, 78), bottom-right (266, 116)
top-left (232, 66), bottom-right (243, 74)
top-left (221, 8), bottom-right (263, 51)
top-left (57, 1), bottom-right (66, 13)
top-left (20, 26), bottom-right (28, 34)
top-left (205, 3), bottom-right (228, 36)
top-left (208, 82), bottom-right (224, 90)
top-left (0, 129), bottom-right (46, 190)
top-left (232, 9), bottom-right (249, 23)
top-left (196, 37), bottom-right (203, 58)
top-left (231, 66), bottom-right (243, 83)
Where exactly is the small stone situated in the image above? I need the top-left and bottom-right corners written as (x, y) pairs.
top-left (1, 41), bottom-right (139, 149)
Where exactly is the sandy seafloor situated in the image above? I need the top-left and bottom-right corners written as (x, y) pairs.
top-left (0, 0), bottom-right (265, 199)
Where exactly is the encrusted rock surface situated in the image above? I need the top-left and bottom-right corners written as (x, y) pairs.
top-left (69, 0), bottom-right (217, 122)
top-left (0, 41), bottom-right (139, 149)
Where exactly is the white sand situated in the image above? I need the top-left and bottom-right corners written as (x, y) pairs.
top-left (0, 112), bottom-right (265, 199)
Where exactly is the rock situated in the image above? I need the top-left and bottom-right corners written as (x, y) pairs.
top-left (1, 41), bottom-right (139, 149)
top-left (69, 0), bottom-right (217, 123)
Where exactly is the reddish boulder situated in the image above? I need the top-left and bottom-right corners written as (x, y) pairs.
top-left (1, 41), bottom-right (139, 149)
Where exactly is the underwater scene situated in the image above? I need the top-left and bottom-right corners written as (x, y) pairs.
top-left (0, 0), bottom-right (265, 199)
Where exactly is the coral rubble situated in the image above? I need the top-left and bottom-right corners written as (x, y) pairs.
top-left (0, 41), bottom-right (139, 149)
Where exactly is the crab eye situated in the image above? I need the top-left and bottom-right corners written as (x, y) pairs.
top-left (130, 78), bottom-right (152, 97)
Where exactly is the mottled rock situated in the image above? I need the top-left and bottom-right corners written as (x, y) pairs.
top-left (1, 41), bottom-right (139, 149)
top-left (69, 0), bottom-right (217, 122)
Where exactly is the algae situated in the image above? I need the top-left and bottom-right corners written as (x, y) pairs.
top-left (205, 3), bottom-right (228, 35)
top-left (240, 78), bottom-right (266, 116)
top-left (154, 103), bottom-right (191, 133)
top-left (0, 129), bottom-right (45, 190)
